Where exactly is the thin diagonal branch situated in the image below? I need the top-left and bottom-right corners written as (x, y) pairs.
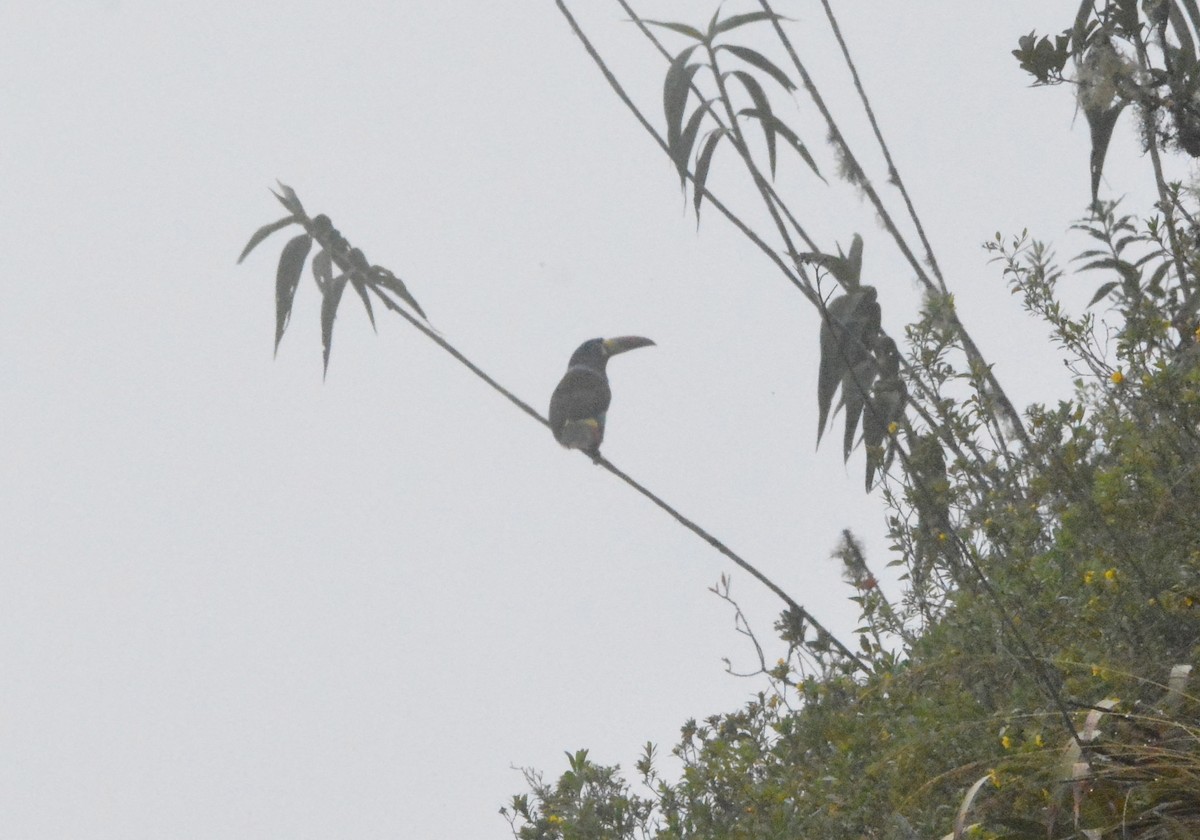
top-left (817, 0), bottom-right (948, 293)
top-left (277, 190), bottom-right (870, 676)
top-left (559, 0), bottom-right (820, 307)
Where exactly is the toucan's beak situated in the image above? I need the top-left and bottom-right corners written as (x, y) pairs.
top-left (602, 336), bottom-right (656, 356)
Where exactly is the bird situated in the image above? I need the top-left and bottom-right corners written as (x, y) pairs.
top-left (549, 336), bottom-right (655, 458)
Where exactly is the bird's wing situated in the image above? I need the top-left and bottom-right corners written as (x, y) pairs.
top-left (549, 367), bottom-right (612, 431)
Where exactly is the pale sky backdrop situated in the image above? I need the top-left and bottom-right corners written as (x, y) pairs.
top-left (0, 2), bottom-right (1174, 837)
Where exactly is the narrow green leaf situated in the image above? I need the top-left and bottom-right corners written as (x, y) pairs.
top-left (349, 275), bottom-right (377, 332)
top-left (1084, 100), bottom-right (1126, 203)
top-left (270, 181), bottom-right (304, 215)
top-left (817, 315), bottom-right (844, 444)
top-left (664, 45), bottom-right (702, 155)
top-left (674, 101), bottom-right (713, 188)
top-left (729, 71), bottom-right (776, 175)
top-left (274, 233), bottom-right (313, 355)
top-left (818, 289), bottom-right (879, 444)
top-left (641, 19), bottom-right (705, 40)
top-left (842, 358), bottom-right (879, 461)
top-left (718, 44), bottom-right (795, 90)
top-left (794, 250), bottom-right (850, 283)
top-left (692, 128), bottom-right (725, 223)
top-left (740, 108), bottom-right (824, 180)
top-left (705, 8), bottom-right (721, 39)
top-left (712, 11), bottom-right (784, 37)
top-left (320, 273), bottom-right (348, 377)
top-left (371, 266), bottom-right (427, 320)
top-left (846, 234), bottom-right (864, 288)
top-left (238, 215), bottom-right (296, 264)
top-left (311, 248), bottom-right (333, 291)
top-left (1086, 280), bottom-right (1120, 307)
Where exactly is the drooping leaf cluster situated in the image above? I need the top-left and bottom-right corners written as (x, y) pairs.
top-left (654, 8), bottom-right (822, 221)
top-left (238, 182), bottom-right (426, 375)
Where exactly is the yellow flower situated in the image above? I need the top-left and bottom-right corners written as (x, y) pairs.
top-left (937, 531), bottom-right (948, 543)
top-left (547, 815), bottom-right (564, 826)
top-left (1083, 570), bottom-right (1095, 584)
top-left (1104, 568), bottom-right (1117, 582)
top-left (989, 769), bottom-right (1001, 788)
top-left (1111, 370), bottom-right (1124, 384)
top-left (887, 421), bottom-right (898, 435)
top-left (1092, 665), bottom-right (1103, 677)
top-left (1000, 735), bottom-right (1012, 750)
top-left (1034, 734), bottom-right (1044, 748)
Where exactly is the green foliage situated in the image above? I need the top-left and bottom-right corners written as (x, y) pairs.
top-left (506, 4), bottom-right (1200, 839)
top-left (238, 182), bottom-right (426, 375)
top-left (1015, 0), bottom-right (1200, 197)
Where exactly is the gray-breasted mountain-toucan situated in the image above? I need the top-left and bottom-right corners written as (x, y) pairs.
top-left (549, 336), bottom-right (655, 457)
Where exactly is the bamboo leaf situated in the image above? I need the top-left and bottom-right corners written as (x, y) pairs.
top-left (740, 108), bottom-right (823, 180)
top-left (311, 248), bottom-right (333, 291)
top-left (692, 128), bottom-right (726, 223)
top-left (717, 44), bottom-right (795, 90)
top-left (349, 274), bottom-right (377, 333)
top-left (818, 288), bottom-right (879, 443)
top-left (274, 233), bottom-right (313, 355)
top-left (842, 358), bottom-right (880, 462)
top-left (371, 266), bottom-right (427, 320)
top-left (729, 71), bottom-right (776, 175)
top-left (270, 181), bottom-right (304, 215)
top-left (664, 45), bottom-right (702, 156)
top-left (641, 19), bottom-right (704, 40)
top-left (846, 234), bottom-right (864, 288)
top-left (712, 11), bottom-right (785, 37)
top-left (320, 273), bottom-right (348, 377)
top-left (674, 101), bottom-right (713, 188)
top-left (817, 314), bottom-right (845, 445)
top-left (705, 8), bottom-right (720, 40)
top-left (238, 216), bottom-right (296, 264)
top-left (1084, 100), bottom-right (1126, 203)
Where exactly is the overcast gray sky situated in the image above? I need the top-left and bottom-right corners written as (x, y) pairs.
top-left (0, 2), bottom-right (1169, 837)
